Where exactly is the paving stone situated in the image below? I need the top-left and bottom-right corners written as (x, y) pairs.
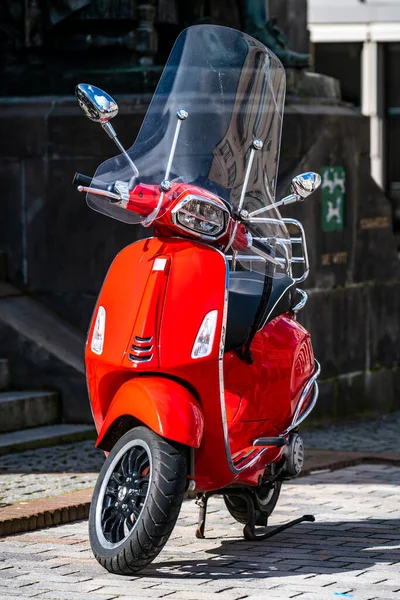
top-left (303, 412), bottom-right (400, 453)
top-left (1, 461), bottom-right (400, 598)
top-left (0, 440), bottom-right (104, 474)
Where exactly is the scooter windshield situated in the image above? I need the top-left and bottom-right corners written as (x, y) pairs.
top-left (87, 24), bottom-right (289, 272)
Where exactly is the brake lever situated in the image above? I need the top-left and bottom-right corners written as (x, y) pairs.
top-left (77, 185), bottom-right (122, 202)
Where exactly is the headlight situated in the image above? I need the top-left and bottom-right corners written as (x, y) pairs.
top-left (172, 195), bottom-right (228, 238)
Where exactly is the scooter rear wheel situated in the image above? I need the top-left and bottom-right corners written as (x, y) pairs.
top-left (224, 481), bottom-right (282, 526)
top-left (89, 426), bottom-right (187, 574)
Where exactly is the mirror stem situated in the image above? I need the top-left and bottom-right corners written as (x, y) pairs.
top-left (247, 193), bottom-right (300, 218)
top-left (102, 122), bottom-right (139, 178)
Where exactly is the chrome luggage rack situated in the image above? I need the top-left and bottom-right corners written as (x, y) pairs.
top-left (226, 217), bottom-right (310, 292)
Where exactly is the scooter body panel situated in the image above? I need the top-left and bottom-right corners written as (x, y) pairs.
top-left (96, 376), bottom-right (204, 449)
top-left (86, 236), bottom-right (316, 493)
top-left (224, 314), bottom-right (315, 435)
top-left (86, 237), bottom-right (234, 489)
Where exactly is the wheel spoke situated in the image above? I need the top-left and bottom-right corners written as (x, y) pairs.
top-left (131, 502), bottom-right (141, 520)
top-left (138, 456), bottom-right (150, 475)
top-left (110, 472), bottom-right (123, 486)
top-left (109, 513), bottom-right (124, 542)
top-left (132, 448), bottom-right (147, 472)
top-left (105, 485), bottom-right (118, 498)
top-left (120, 453), bottom-right (130, 477)
top-left (103, 512), bottom-right (117, 534)
top-left (102, 504), bottom-right (114, 518)
top-left (127, 448), bottom-right (136, 474)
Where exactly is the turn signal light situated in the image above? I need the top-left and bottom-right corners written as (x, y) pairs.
top-left (91, 306), bottom-right (106, 355)
top-left (191, 310), bottom-right (218, 359)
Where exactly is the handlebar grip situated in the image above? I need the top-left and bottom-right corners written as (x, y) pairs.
top-left (72, 172), bottom-right (93, 187)
top-left (72, 172), bottom-right (116, 194)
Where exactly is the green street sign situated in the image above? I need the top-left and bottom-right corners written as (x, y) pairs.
top-left (321, 166), bottom-right (345, 232)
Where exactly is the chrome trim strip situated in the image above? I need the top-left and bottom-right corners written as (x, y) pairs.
top-left (233, 448), bottom-right (255, 463)
top-left (130, 346), bottom-right (154, 355)
top-left (128, 354), bottom-right (153, 363)
top-left (282, 360), bottom-right (321, 435)
top-left (213, 248), bottom-right (272, 474)
top-left (291, 289), bottom-right (308, 313)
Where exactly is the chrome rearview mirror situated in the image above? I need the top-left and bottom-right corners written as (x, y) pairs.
top-left (75, 83), bottom-right (138, 177)
top-left (291, 172), bottom-right (322, 200)
top-left (75, 84), bottom-right (118, 123)
top-left (245, 171), bottom-right (322, 219)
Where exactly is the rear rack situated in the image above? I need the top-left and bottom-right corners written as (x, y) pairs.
top-left (228, 217), bottom-right (310, 283)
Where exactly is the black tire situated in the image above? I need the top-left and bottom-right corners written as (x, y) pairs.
top-left (89, 426), bottom-right (187, 574)
top-left (224, 481), bottom-right (282, 526)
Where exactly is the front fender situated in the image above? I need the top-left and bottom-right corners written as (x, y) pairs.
top-left (96, 376), bottom-right (204, 449)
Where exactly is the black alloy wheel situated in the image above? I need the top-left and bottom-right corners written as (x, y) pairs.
top-left (100, 443), bottom-right (150, 544)
top-left (89, 426), bottom-right (187, 574)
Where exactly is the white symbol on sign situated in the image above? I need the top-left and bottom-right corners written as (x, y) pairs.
top-left (333, 171), bottom-right (345, 193)
top-left (327, 197), bottom-right (342, 224)
top-left (322, 171), bottom-right (334, 193)
top-left (322, 171), bottom-right (345, 194)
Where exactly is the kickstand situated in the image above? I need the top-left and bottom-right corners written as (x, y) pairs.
top-left (242, 494), bottom-right (315, 541)
top-left (195, 493), bottom-right (210, 539)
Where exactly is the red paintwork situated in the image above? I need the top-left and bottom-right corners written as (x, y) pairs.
top-left (125, 183), bottom-right (234, 247)
top-left (96, 376), bottom-right (204, 448)
top-left (224, 315), bottom-right (314, 433)
top-left (86, 228), bottom-right (315, 493)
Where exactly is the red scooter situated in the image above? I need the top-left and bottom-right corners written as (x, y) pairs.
top-left (74, 25), bottom-right (321, 575)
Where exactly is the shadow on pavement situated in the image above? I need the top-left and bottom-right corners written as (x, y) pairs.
top-left (138, 517), bottom-right (400, 580)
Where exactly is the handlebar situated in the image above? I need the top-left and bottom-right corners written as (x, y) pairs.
top-left (72, 172), bottom-right (93, 187)
top-left (72, 172), bottom-right (115, 193)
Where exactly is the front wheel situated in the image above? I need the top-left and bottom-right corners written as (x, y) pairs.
top-left (89, 426), bottom-right (187, 574)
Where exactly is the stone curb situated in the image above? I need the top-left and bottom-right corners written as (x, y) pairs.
top-left (1, 449), bottom-right (400, 538)
top-left (303, 448), bottom-right (400, 475)
top-left (0, 488), bottom-right (92, 537)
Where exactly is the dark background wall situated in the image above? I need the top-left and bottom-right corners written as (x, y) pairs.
top-left (1, 94), bottom-right (399, 423)
top-left (0, 0), bottom-right (399, 423)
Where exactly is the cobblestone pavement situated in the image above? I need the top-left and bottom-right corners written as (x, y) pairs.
top-left (0, 473), bottom-right (98, 507)
top-left (1, 411), bottom-right (399, 506)
top-left (0, 441), bottom-right (104, 505)
top-left (1, 464), bottom-right (400, 600)
top-left (0, 441), bottom-right (105, 474)
top-left (302, 411), bottom-right (400, 453)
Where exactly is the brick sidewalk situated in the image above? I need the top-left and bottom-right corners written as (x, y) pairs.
top-left (2, 448), bottom-right (400, 537)
top-left (1, 464), bottom-right (400, 600)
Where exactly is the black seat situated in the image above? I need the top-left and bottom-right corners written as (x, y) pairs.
top-left (225, 270), bottom-right (295, 352)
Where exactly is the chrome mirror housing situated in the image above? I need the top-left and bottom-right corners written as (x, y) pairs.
top-left (291, 172), bottom-right (321, 200)
top-left (75, 84), bottom-right (119, 123)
